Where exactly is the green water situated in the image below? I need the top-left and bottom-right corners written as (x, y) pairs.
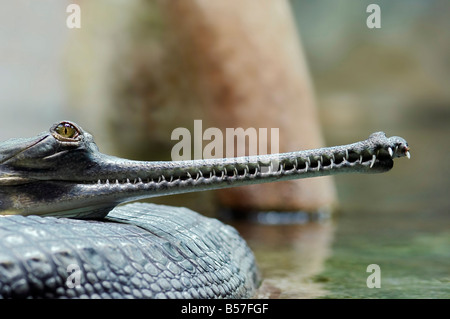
top-left (314, 210), bottom-right (450, 298)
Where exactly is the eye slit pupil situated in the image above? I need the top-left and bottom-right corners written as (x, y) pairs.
top-left (55, 122), bottom-right (79, 139)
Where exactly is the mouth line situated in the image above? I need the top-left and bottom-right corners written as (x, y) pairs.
top-left (37, 144), bottom-right (404, 188)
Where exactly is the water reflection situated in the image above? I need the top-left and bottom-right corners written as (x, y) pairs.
top-left (231, 219), bottom-right (335, 298)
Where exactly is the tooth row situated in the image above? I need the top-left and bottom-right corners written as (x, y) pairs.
top-left (94, 154), bottom-right (370, 186)
top-left (93, 145), bottom-right (405, 186)
top-left (97, 178), bottom-right (147, 185)
top-left (267, 143), bottom-right (406, 173)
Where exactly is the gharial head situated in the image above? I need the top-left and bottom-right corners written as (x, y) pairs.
top-left (0, 121), bottom-right (130, 218)
top-left (0, 121), bottom-right (100, 185)
top-left (0, 120), bottom-right (410, 219)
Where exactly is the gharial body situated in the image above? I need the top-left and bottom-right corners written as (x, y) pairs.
top-left (0, 121), bottom-right (409, 298)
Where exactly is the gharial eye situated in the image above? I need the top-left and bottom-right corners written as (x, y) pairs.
top-left (54, 122), bottom-right (80, 139)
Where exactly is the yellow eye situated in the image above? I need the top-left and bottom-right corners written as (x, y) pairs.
top-left (54, 123), bottom-right (80, 139)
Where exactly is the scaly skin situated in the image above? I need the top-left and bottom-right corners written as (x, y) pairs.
top-left (0, 121), bottom-right (410, 219)
top-left (0, 203), bottom-right (259, 298)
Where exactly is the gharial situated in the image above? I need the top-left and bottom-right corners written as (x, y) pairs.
top-left (0, 121), bottom-right (410, 298)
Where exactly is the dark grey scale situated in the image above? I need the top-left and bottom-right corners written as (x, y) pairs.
top-left (0, 203), bottom-right (259, 299)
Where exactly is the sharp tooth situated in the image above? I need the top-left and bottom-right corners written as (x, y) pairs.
top-left (370, 154), bottom-right (376, 168)
top-left (359, 154), bottom-right (363, 163)
top-left (345, 150), bottom-right (349, 160)
top-left (388, 147), bottom-right (393, 157)
top-left (406, 151), bottom-right (411, 159)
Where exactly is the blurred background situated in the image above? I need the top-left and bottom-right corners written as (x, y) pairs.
top-left (0, 0), bottom-right (448, 298)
